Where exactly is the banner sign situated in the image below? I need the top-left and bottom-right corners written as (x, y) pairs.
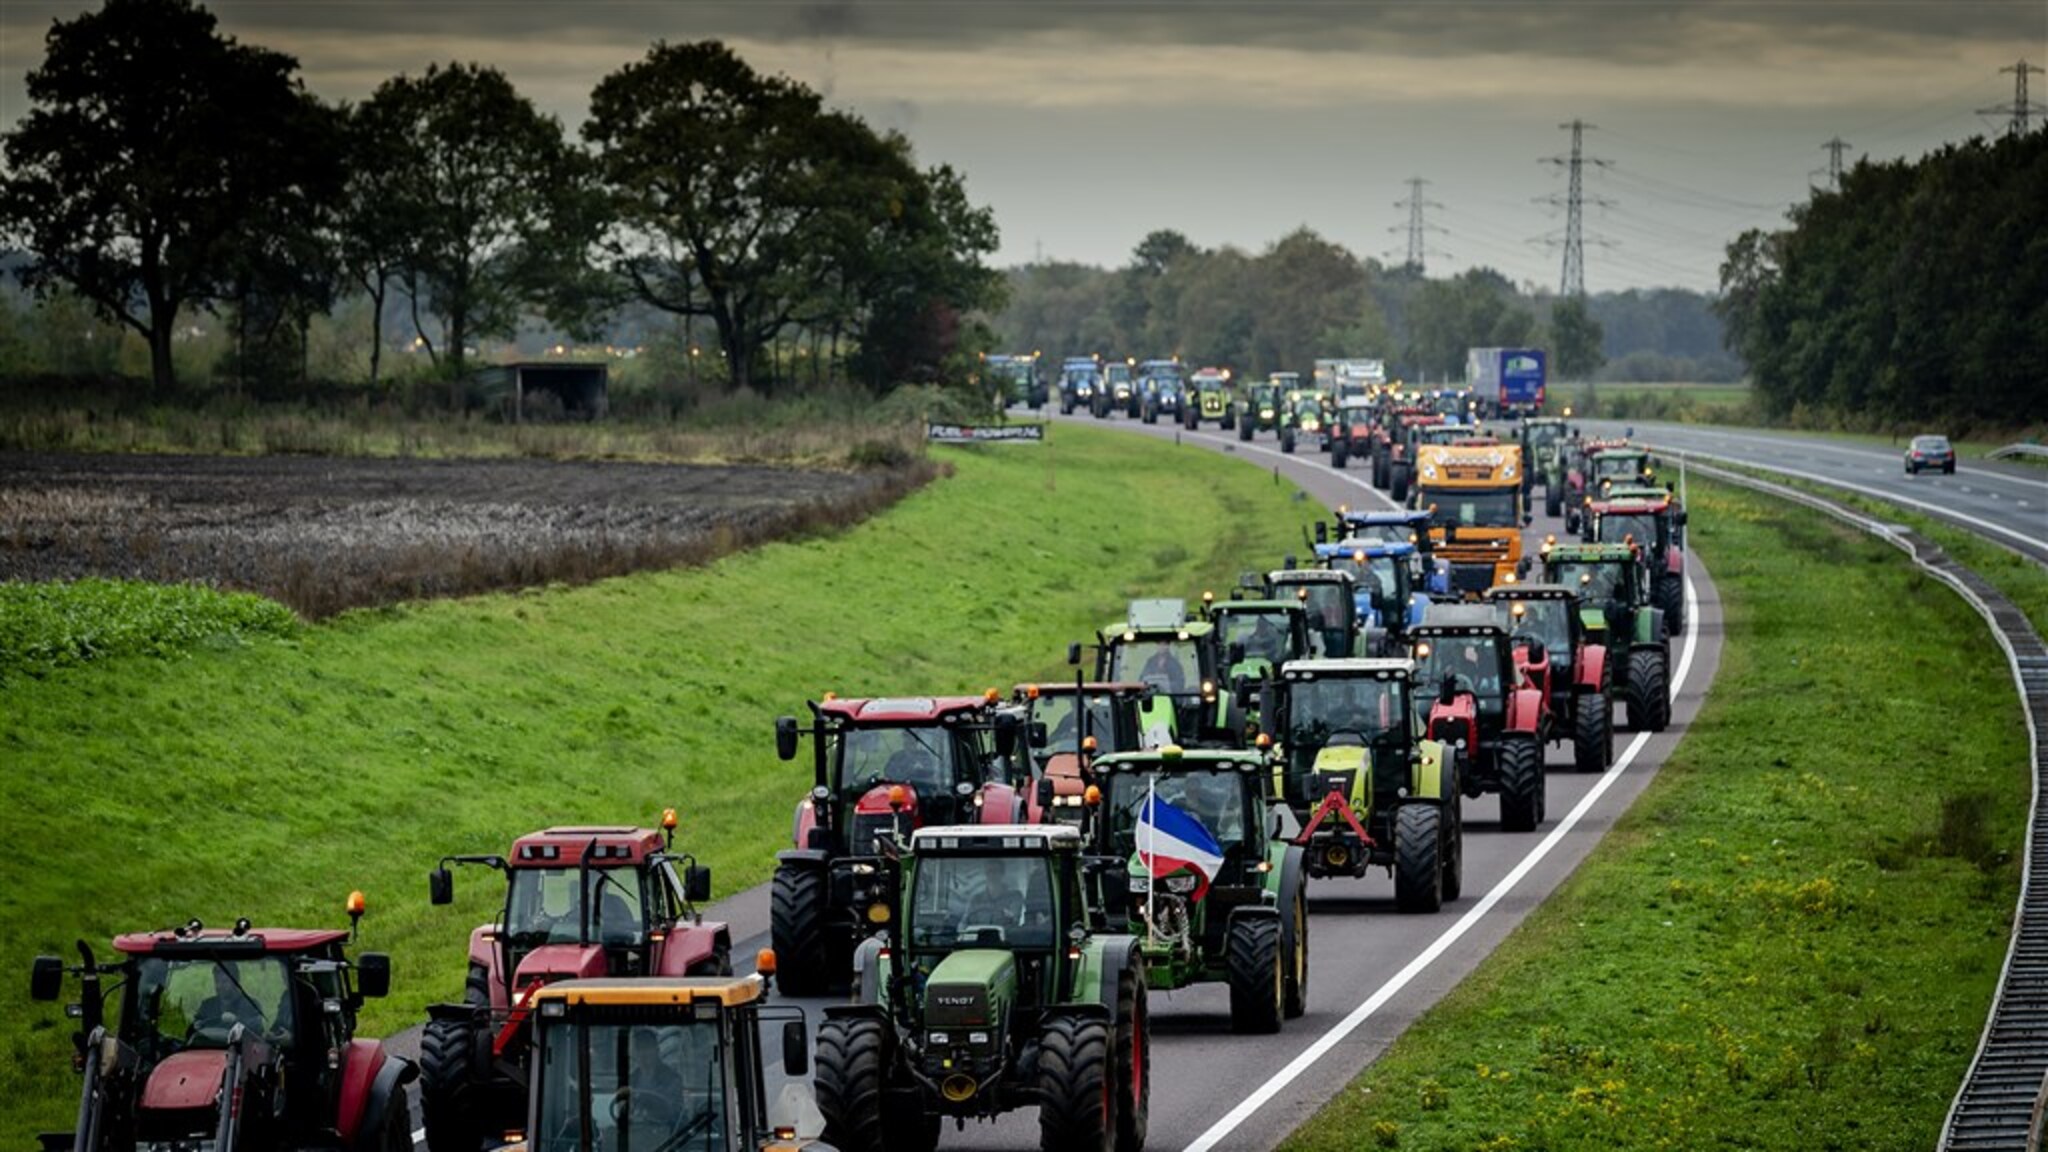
top-left (926, 422), bottom-right (1045, 444)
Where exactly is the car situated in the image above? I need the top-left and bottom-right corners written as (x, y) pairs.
top-left (1905, 434), bottom-right (1956, 475)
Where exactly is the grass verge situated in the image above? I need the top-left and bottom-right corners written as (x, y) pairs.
top-left (0, 580), bottom-right (299, 684)
top-left (1281, 477), bottom-right (2030, 1152)
top-left (0, 422), bottom-right (1318, 1143)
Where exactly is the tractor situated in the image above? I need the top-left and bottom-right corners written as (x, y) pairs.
top-left (817, 824), bottom-right (1149, 1152)
top-left (1327, 395), bottom-right (1376, 469)
top-left (1236, 380), bottom-right (1284, 442)
top-left (1541, 540), bottom-right (1673, 732)
top-left (1058, 356), bottom-right (1101, 416)
top-left (1519, 415), bottom-right (1570, 513)
top-left (769, 695), bottom-right (1036, 995)
top-left (1579, 441), bottom-right (1654, 509)
top-left (418, 818), bottom-right (730, 1152)
top-left (1094, 598), bottom-right (1237, 747)
top-left (1407, 606), bottom-right (1550, 833)
top-left (1261, 658), bottom-right (1463, 912)
top-left (1264, 567), bottom-right (1362, 659)
top-left (30, 901), bottom-right (412, 1152)
top-left (1383, 411), bottom-right (1449, 503)
top-left (1328, 508), bottom-right (1449, 586)
top-left (1586, 484), bottom-right (1689, 636)
top-left (1136, 358), bottom-right (1184, 424)
top-left (1279, 394), bottom-right (1325, 455)
top-left (1090, 747), bottom-right (1310, 1031)
top-left (1483, 583), bottom-right (1615, 772)
top-left (1099, 360), bottom-right (1137, 419)
top-left (1313, 540), bottom-right (1433, 654)
top-left (1012, 667), bottom-right (1151, 827)
top-left (1205, 592), bottom-right (1315, 692)
top-left (1185, 366), bottom-right (1238, 431)
top-left (515, 970), bottom-right (830, 1152)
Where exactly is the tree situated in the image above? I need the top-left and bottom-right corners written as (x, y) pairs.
top-left (333, 99), bottom-right (417, 385)
top-left (0, 0), bottom-right (339, 390)
top-left (362, 62), bottom-right (587, 383)
top-left (1549, 295), bottom-right (1606, 381)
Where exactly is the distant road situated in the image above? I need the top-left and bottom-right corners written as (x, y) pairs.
top-left (1584, 421), bottom-right (2047, 565)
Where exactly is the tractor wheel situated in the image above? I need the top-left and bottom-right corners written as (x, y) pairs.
top-left (1546, 483), bottom-right (1563, 519)
top-left (1038, 1016), bottom-right (1115, 1152)
top-left (1237, 418), bottom-right (1253, 442)
top-left (1441, 783), bottom-right (1465, 901)
top-left (1373, 452), bottom-right (1390, 489)
top-left (1655, 572), bottom-right (1685, 637)
top-left (1281, 884), bottom-right (1308, 1020)
top-left (769, 864), bottom-right (834, 996)
top-left (370, 1079), bottom-right (414, 1152)
top-left (1128, 398), bottom-right (1141, 419)
top-left (1226, 916), bottom-right (1284, 1034)
top-left (1625, 648), bottom-right (1671, 732)
top-left (816, 1016), bottom-right (931, 1152)
top-left (1223, 408), bottom-right (1236, 431)
top-left (1394, 804), bottom-right (1444, 913)
top-left (1390, 464), bottom-right (1411, 504)
top-left (1113, 965), bottom-right (1150, 1152)
top-left (1573, 689), bottom-right (1614, 772)
top-left (1497, 736), bottom-right (1543, 832)
top-left (417, 1016), bottom-right (487, 1152)
top-left (1281, 430), bottom-right (1296, 454)
top-left (1332, 441), bottom-right (1349, 469)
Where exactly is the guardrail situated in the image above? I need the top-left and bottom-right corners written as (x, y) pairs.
top-left (1990, 444), bottom-right (2048, 462)
top-left (1654, 450), bottom-right (2047, 1151)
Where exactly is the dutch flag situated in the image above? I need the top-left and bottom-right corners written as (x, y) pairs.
top-left (1136, 791), bottom-right (1225, 901)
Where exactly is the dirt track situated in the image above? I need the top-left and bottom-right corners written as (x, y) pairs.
top-left (0, 452), bottom-right (919, 616)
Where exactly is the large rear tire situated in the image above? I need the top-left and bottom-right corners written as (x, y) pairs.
top-left (1238, 418), bottom-right (1253, 442)
top-left (1332, 441), bottom-right (1349, 469)
top-left (1394, 804), bottom-right (1444, 913)
top-left (1573, 688), bottom-right (1613, 772)
top-left (769, 864), bottom-right (834, 996)
top-left (372, 1084), bottom-right (414, 1152)
top-left (816, 1017), bottom-right (930, 1152)
top-left (1390, 463), bottom-right (1411, 504)
top-left (1280, 429), bottom-right (1296, 454)
top-left (1113, 967), bottom-right (1149, 1152)
top-left (417, 1017), bottom-right (487, 1152)
top-left (1225, 916), bottom-right (1284, 1034)
top-left (1497, 736), bottom-right (1543, 832)
top-left (1373, 451), bottom-right (1390, 489)
top-left (1655, 571), bottom-right (1685, 637)
top-left (1546, 483), bottom-right (1563, 519)
top-left (1624, 648), bottom-right (1671, 732)
top-left (1039, 1017), bottom-right (1115, 1152)
top-left (1281, 885), bottom-right (1308, 1019)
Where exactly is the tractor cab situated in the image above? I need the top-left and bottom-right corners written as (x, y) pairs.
top-left (1205, 595), bottom-right (1313, 689)
top-left (31, 907), bottom-right (404, 1152)
top-left (1588, 485), bottom-right (1688, 634)
top-left (1541, 540), bottom-right (1651, 641)
top-left (1012, 679), bottom-right (1148, 823)
top-left (1520, 417), bottom-right (1568, 474)
top-left (1264, 658), bottom-right (1422, 815)
top-left (1586, 444), bottom-right (1653, 493)
top-left (1409, 607), bottom-right (1525, 741)
top-left (1314, 540), bottom-right (1431, 647)
top-left (1263, 569), bottom-right (1361, 659)
top-left (1247, 382), bottom-right (1279, 418)
top-left (1096, 599), bottom-right (1230, 747)
top-left (1484, 584), bottom-right (1581, 681)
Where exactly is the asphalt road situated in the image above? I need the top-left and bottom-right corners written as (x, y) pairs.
top-left (1582, 420), bottom-right (2047, 565)
top-left (400, 408), bottom-right (1726, 1152)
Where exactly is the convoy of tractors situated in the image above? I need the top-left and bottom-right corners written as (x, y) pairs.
top-left (27, 360), bottom-right (1691, 1152)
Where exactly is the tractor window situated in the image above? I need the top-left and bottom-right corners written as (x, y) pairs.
top-left (1287, 678), bottom-right (1405, 745)
top-left (1218, 611), bottom-right (1295, 666)
top-left (134, 956), bottom-right (296, 1053)
top-left (1413, 636), bottom-right (1510, 710)
top-left (1037, 695), bottom-right (1118, 752)
top-left (1419, 488), bottom-right (1518, 529)
top-left (1501, 600), bottom-right (1572, 664)
top-left (838, 726), bottom-right (957, 797)
top-left (1593, 454), bottom-right (1643, 482)
top-left (507, 867), bottom-right (648, 949)
top-left (1111, 639), bottom-right (1199, 696)
top-left (1595, 513), bottom-right (1660, 550)
top-left (1105, 769), bottom-right (1249, 855)
top-left (1525, 424), bottom-right (1562, 454)
top-left (908, 854), bottom-right (1057, 951)
top-left (1551, 561), bottom-right (1624, 604)
top-left (1327, 555), bottom-right (1405, 617)
top-left (534, 1018), bottom-right (727, 1152)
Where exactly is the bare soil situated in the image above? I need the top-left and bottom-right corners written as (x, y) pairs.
top-left (0, 452), bottom-right (929, 617)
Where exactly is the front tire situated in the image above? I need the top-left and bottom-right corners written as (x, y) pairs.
top-left (1226, 916), bottom-right (1284, 1034)
top-left (1624, 648), bottom-right (1671, 732)
top-left (1655, 572), bottom-right (1685, 637)
top-left (417, 1017), bottom-right (487, 1152)
top-left (1039, 1016), bottom-right (1115, 1152)
top-left (769, 863), bottom-right (835, 996)
top-left (1546, 483), bottom-right (1563, 518)
top-left (816, 1017), bottom-right (927, 1152)
top-left (1281, 430), bottom-right (1296, 455)
top-left (1332, 441), bottom-right (1349, 469)
top-left (1573, 688), bottom-right (1614, 772)
top-left (372, 1084), bottom-right (414, 1152)
top-left (1238, 418), bottom-right (1253, 442)
top-left (1390, 463), bottom-right (1411, 504)
top-left (1394, 804), bottom-right (1444, 913)
top-left (1497, 735), bottom-right (1543, 832)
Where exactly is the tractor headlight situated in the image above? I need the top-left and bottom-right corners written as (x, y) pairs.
top-left (930, 1031), bottom-right (949, 1046)
top-left (969, 1031), bottom-right (990, 1046)
top-left (1162, 873), bottom-right (1199, 895)
top-left (1128, 876), bottom-right (1150, 894)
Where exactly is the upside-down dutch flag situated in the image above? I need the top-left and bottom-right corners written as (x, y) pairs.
top-left (1136, 792), bottom-right (1225, 901)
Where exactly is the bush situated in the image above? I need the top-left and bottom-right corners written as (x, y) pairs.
top-left (0, 579), bottom-right (298, 683)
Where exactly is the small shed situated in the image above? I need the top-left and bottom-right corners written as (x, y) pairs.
top-left (473, 361), bottom-right (609, 422)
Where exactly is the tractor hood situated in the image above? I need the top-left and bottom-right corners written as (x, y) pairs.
top-left (513, 944), bottom-right (607, 993)
top-left (140, 1049), bottom-right (226, 1113)
top-left (924, 949), bottom-right (1018, 1030)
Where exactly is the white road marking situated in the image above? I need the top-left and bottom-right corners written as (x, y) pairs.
top-left (1182, 574), bottom-right (1703, 1152)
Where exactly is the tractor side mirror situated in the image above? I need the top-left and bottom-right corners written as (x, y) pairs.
top-left (774, 716), bottom-right (800, 762)
top-left (1283, 553), bottom-right (1297, 570)
top-left (1066, 642), bottom-right (1082, 666)
top-left (429, 867), bottom-right (454, 906)
top-left (684, 865), bottom-right (712, 903)
top-left (1036, 777), bottom-right (1056, 810)
top-left (30, 956), bottom-right (62, 1002)
top-left (1029, 722), bottom-right (1048, 749)
top-left (993, 713), bottom-right (1021, 758)
top-left (356, 953), bottom-right (392, 999)
top-left (1676, 509), bottom-right (1689, 526)
top-left (782, 1020), bottom-right (810, 1077)
top-left (1313, 522), bottom-right (1328, 544)
top-left (1227, 641), bottom-right (1246, 666)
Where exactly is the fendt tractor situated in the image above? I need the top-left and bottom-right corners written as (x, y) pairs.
top-left (1483, 583), bottom-right (1615, 773)
top-left (1262, 658), bottom-right (1463, 912)
top-left (1095, 598), bottom-right (1236, 747)
top-left (1542, 540), bottom-right (1673, 733)
top-left (1412, 441), bottom-right (1530, 599)
top-left (1236, 379), bottom-right (1284, 442)
top-left (816, 823), bottom-right (1150, 1152)
top-left (418, 818), bottom-right (731, 1152)
top-left (31, 901), bottom-right (413, 1152)
top-left (515, 970), bottom-right (830, 1152)
top-left (1186, 366), bottom-right (1237, 431)
top-left (1586, 484), bottom-right (1689, 635)
top-left (1092, 746), bottom-right (1310, 1031)
top-left (769, 694), bottom-right (1036, 994)
top-left (1408, 605), bottom-right (1550, 833)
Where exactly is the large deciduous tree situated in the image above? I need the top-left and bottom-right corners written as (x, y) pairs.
top-left (1548, 295), bottom-right (1606, 381)
top-left (0, 0), bottom-right (338, 390)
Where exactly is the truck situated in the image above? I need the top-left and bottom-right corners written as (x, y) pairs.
top-left (1466, 348), bottom-right (1547, 418)
top-left (1413, 441), bottom-right (1530, 598)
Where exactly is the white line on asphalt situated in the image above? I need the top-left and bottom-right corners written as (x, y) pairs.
top-left (1188, 430), bottom-right (1403, 511)
top-left (1182, 573), bottom-right (1704, 1152)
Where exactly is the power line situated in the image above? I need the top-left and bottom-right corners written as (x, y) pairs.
top-left (1538, 119), bottom-right (1612, 296)
top-left (1387, 177), bottom-right (1448, 274)
top-left (1979, 59), bottom-right (2045, 137)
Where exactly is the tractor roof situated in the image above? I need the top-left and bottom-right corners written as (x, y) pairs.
top-left (1268, 568), bottom-right (1355, 586)
top-left (1127, 598), bottom-right (1189, 629)
top-left (1413, 604), bottom-right (1509, 634)
top-left (113, 926), bottom-right (351, 956)
top-left (1545, 541), bottom-right (1637, 561)
top-left (529, 975), bottom-right (765, 1009)
top-left (1280, 657), bottom-right (1414, 679)
top-left (1322, 538), bottom-right (1417, 558)
top-left (511, 826), bottom-right (665, 868)
top-left (1522, 416), bottom-right (1567, 427)
top-left (911, 824), bottom-right (1084, 854)
top-left (818, 696), bottom-right (995, 724)
top-left (1594, 489), bottom-right (1671, 509)
top-left (1093, 747), bottom-right (1265, 774)
top-left (1484, 583), bottom-right (1577, 602)
top-left (1340, 509), bottom-right (1432, 527)
top-left (1213, 599), bottom-right (1304, 615)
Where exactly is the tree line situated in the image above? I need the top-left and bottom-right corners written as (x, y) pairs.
top-left (1717, 128), bottom-right (2047, 430)
top-left (991, 227), bottom-right (1738, 385)
top-left (0, 0), bottom-right (1000, 396)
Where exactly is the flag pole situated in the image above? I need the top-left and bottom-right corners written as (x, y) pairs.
top-left (1145, 774), bottom-right (1157, 949)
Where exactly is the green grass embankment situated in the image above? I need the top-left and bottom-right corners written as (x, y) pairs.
top-left (0, 423), bottom-right (1317, 1143)
top-left (1281, 478), bottom-right (2030, 1152)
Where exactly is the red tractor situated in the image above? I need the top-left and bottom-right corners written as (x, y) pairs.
top-left (416, 816), bottom-right (729, 1152)
top-left (1011, 673), bottom-right (1150, 825)
top-left (769, 693), bottom-right (1039, 994)
top-left (1408, 605), bottom-right (1551, 832)
top-left (30, 902), bottom-right (412, 1152)
top-left (1484, 583), bottom-right (1614, 772)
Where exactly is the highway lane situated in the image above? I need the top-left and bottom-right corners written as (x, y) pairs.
top-left (1584, 420), bottom-right (2047, 565)
top-left (402, 410), bottom-right (1724, 1152)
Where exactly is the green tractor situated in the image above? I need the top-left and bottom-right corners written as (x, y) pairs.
top-left (1186, 367), bottom-right (1238, 431)
top-left (1519, 415), bottom-right (1570, 515)
top-left (1236, 381), bottom-right (1284, 442)
top-left (1204, 593), bottom-right (1314, 694)
top-left (1265, 568), bottom-right (1362, 659)
top-left (1094, 598), bottom-right (1238, 748)
top-left (1091, 747), bottom-right (1310, 1031)
top-left (1541, 539), bottom-right (1672, 732)
top-left (817, 824), bottom-right (1149, 1152)
top-left (1261, 658), bottom-right (1463, 912)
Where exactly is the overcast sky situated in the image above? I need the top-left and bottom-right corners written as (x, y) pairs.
top-left (2, 1), bottom-right (2042, 293)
